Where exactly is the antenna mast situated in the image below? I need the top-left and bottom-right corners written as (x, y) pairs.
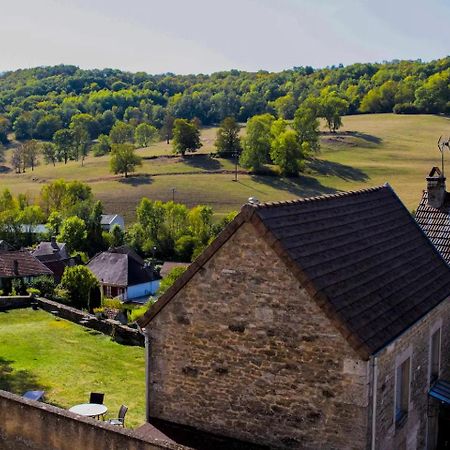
top-left (438, 136), bottom-right (450, 177)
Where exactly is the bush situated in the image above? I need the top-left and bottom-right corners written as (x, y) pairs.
top-left (393, 103), bottom-right (419, 114)
top-left (26, 287), bottom-right (41, 296)
top-left (175, 235), bottom-right (200, 261)
top-left (157, 266), bottom-right (187, 296)
top-left (28, 275), bottom-right (56, 298)
top-left (128, 298), bottom-right (155, 322)
top-left (102, 297), bottom-right (123, 310)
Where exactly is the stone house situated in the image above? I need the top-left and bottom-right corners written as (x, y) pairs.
top-left (415, 166), bottom-right (450, 262)
top-left (138, 185), bottom-right (450, 450)
top-left (87, 246), bottom-right (160, 302)
top-left (32, 237), bottom-right (76, 282)
top-left (0, 250), bottom-right (53, 294)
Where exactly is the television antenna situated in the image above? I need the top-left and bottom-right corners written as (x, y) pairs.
top-left (438, 136), bottom-right (450, 177)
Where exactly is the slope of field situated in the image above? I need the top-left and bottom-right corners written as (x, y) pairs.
top-left (1, 114), bottom-right (449, 221)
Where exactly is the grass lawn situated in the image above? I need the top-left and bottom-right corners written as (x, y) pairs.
top-left (0, 308), bottom-right (146, 428)
top-left (1, 114), bottom-right (449, 221)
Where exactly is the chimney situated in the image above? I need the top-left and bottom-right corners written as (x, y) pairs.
top-left (13, 259), bottom-right (19, 276)
top-left (427, 167), bottom-right (446, 208)
top-left (50, 236), bottom-right (57, 248)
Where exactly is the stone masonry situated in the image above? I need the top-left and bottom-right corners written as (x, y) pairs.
top-left (373, 299), bottom-right (450, 450)
top-left (147, 223), bottom-right (370, 449)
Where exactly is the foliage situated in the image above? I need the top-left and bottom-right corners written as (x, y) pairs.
top-left (240, 114), bottom-right (275, 171)
top-left (109, 223), bottom-right (125, 247)
top-left (58, 216), bottom-right (87, 253)
top-left (175, 235), bottom-right (200, 261)
top-left (109, 121), bottom-right (134, 144)
top-left (172, 118), bottom-right (202, 156)
top-left (134, 123), bottom-right (158, 147)
top-left (270, 126), bottom-right (304, 176)
top-left (157, 266), bottom-right (187, 296)
top-left (128, 298), bottom-right (156, 322)
top-left (214, 117), bottom-right (241, 157)
top-left (27, 275), bottom-right (57, 298)
top-left (101, 297), bottom-right (123, 310)
top-left (109, 143), bottom-right (142, 177)
top-left (58, 265), bottom-right (99, 310)
top-left (92, 134), bottom-right (111, 156)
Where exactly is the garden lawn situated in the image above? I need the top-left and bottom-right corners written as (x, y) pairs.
top-left (0, 308), bottom-right (146, 428)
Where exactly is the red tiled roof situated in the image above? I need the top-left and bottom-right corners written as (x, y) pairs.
top-left (415, 190), bottom-right (450, 263)
top-left (0, 250), bottom-right (53, 278)
top-left (138, 185), bottom-right (450, 358)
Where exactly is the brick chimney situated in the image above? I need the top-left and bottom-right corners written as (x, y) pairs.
top-left (13, 259), bottom-right (19, 276)
top-left (427, 166), bottom-right (447, 208)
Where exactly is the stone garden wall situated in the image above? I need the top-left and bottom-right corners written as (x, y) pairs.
top-left (0, 390), bottom-right (184, 450)
top-left (0, 296), bottom-right (144, 346)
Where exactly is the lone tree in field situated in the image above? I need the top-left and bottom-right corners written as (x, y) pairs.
top-left (215, 117), bottom-right (241, 157)
top-left (135, 123), bottom-right (158, 148)
top-left (172, 119), bottom-right (202, 156)
top-left (110, 143), bottom-right (142, 178)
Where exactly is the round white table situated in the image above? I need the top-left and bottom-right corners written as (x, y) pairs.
top-left (69, 403), bottom-right (107, 419)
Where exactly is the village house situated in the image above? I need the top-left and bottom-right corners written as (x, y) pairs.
top-left (415, 166), bottom-right (450, 263)
top-left (138, 185), bottom-right (450, 450)
top-left (87, 246), bottom-right (160, 302)
top-left (100, 214), bottom-right (125, 231)
top-left (0, 250), bottom-right (53, 294)
top-left (32, 237), bottom-right (76, 282)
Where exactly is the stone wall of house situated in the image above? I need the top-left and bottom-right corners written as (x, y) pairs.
top-left (146, 222), bottom-right (371, 450)
top-left (0, 390), bottom-right (184, 450)
top-left (373, 299), bottom-right (450, 450)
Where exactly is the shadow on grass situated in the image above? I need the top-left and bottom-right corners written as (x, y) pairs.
top-left (248, 174), bottom-right (338, 198)
top-left (182, 154), bottom-right (222, 171)
top-left (0, 357), bottom-right (48, 395)
top-left (307, 159), bottom-right (369, 182)
top-left (118, 174), bottom-right (153, 186)
top-left (345, 130), bottom-right (382, 144)
top-left (0, 165), bottom-right (12, 174)
top-left (84, 329), bottom-right (102, 337)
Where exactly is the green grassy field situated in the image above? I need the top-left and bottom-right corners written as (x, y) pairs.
top-left (0, 308), bottom-right (145, 428)
top-left (1, 114), bottom-right (449, 221)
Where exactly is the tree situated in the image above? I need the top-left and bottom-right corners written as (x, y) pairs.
top-left (172, 119), bottom-right (202, 156)
top-left (42, 142), bottom-right (58, 166)
top-left (58, 216), bottom-right (87, 253)
top-left (239, 114), bottom-right (275, 171)
top-left (136, 198), bottom-right (165, 242)
top-left (46, 211), bottom-right (62, 236)
top-left (270, 127), bottom-right (303, 176)
top-left (34, 115), bottom-right (62, 140)
top-left (59, 265), bottom-right (99, 310)
top-left (110, 223), bottom-right (125, 247)
top-left (161, 114), bottom-right (175, 144)
top-left (11, 146), bottom-right (24, 173)
top-left (22, 140), bottom-right (40, 171)
top-left (72, 126), bottom-right (90, 166)
top-left (320, 93), bottom-right (348, 132)
top-left (0, 116), bottom-right (10, 144)
top-left (157, 266), bottom-right (186, 296)
top-left (109, 121), bottom-right (134, 144)
top-left (135, 123), bottom-right (158, 148)
top-left (293, 105), bottom-right (320, 153)
top-left (270, 94), bottom-right (297, 119)
top-left (109, 143), bottom-right (142, 178)
top-left (92, 134), bottom-right (111, 156)
top-left (53, 129), bottom-right (75, 164)
top-left (214, 117), bottom-right (241, 157)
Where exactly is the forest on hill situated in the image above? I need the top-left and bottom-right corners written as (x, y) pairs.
top-left (0, 57), bottom-right (449, 146)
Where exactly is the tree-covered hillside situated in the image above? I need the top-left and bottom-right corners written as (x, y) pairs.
top-left (0, 58), bottom-right (449, 145)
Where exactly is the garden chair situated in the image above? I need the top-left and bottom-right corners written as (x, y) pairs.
top-left (106, 405), bottom-right (128, 427)
top-left (89, 392), bottom-right (105, 404)
top-left (23, 390), bottom-right (45, 401)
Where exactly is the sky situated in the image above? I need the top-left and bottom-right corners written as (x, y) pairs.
top-left (1, 0), bottom-right (449, 74)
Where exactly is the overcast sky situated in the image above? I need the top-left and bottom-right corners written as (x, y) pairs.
top-left (1, 0), bottom-right (449, 74)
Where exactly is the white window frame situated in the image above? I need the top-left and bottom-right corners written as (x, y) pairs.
top-left (394, 346), bottom-right (412, 426)
top-left (428, 319), bottom-right (442, 386)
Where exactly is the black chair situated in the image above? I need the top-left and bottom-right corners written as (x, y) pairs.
top-left (89, 392), bottom-right (104, 404)
top-left (106, 405), bottom-right (128, 427)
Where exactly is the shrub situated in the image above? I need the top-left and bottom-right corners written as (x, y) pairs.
top-left (157, 266), bottom-right (187, 296)
top-left (102, 297), bottom-right (123, 310)
top-left (393, 103), bottom-right (419, 114)
top-left (128, 298), bottom-right (155, 322)
top-left (28, 275), bottom-right (56, 298)
top-left (26, 287), bottom-right (41, 296)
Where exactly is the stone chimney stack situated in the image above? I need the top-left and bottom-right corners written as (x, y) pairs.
top-left (427, 166), bottom-right (447, 208)
top-left (13, 259), bottom-right (19, 276)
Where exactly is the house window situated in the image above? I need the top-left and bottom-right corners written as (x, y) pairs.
top-left (106, 285), bottom-right (111, 297)
top-left (430, 328), bottom-right (441, 384)
top-left (395, 357), bottom-right (410, 425)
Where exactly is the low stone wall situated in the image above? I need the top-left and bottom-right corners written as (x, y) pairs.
top-left (0, 390), bottom-right (186, 450)
top-left (0, 295), bottom-right (32, 311)
top-left (36, 297), bottom-right (144, 346)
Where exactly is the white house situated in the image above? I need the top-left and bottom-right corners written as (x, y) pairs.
top-left (100, 214), bottom-right (125, 231)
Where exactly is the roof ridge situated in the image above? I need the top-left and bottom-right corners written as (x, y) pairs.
top-left (249, 184), bottom-right (388, 209)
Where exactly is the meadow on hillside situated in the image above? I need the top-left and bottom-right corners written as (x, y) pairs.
top-left (1, 113), bottom-right (449, 221)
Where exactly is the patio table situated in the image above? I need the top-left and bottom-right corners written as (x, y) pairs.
top-left (69, 403), bottom-right (107, 419)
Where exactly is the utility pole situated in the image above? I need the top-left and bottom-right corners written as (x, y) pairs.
top-left (232, 150), bottom-right (239, 182)
top-left (171, 187), bottom-right (176, 202)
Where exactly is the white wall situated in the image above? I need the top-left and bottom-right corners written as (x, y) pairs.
top-left (127, 280), bottom-right (160, 299)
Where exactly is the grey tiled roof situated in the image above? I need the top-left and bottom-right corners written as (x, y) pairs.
top-left (0, 250), bottom-right (53, 278)
top-left (415, 190), bottom-right (450, 263)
